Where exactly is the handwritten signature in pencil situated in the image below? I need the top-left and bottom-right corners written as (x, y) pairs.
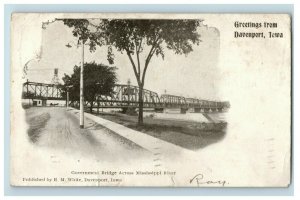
top-left (190, 173), bottom-right (228, 187)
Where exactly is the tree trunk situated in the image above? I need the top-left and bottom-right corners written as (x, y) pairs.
top-left (138, 84), bottom-right (144, 125)
top-left (90, 101), bottom-right (93, 113)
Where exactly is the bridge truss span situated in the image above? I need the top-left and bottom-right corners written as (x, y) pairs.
top-left (91, 84), bottom-right (163, 109)
top-left (22, 81), bottom-right (230, 112)
top-left (22, 81), bottom-right (64, 100)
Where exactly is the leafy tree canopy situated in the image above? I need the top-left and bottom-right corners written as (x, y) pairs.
top-left (62, 62), bottom-right (117, 112)
top-left (101, 19), bottom-right (202, 86)
top-left (99, 19), bottom-right (202, 124)
top-left (61, 19), bottom-right (105, 52)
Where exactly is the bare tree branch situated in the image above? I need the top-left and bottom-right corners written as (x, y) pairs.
top-left (138, 38), bottom-right (143, 52)
top-left (136, 44), bottom-right (141, 77)
top-left (142, 37), bottom-right (164, 85)
top-left (126, 49), bottom-right (140, 84)
top-left (142, 46), bottom-right (157, 86)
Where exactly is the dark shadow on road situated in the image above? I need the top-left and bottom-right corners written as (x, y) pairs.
top-left (26, 112), bottom-right (50, 143)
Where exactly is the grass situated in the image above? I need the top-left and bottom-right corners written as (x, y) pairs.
top-left (93, 112), bottom-right (227, 150)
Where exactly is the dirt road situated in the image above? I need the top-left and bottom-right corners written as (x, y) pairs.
top-left (25, 107), bottom-right (150, 162)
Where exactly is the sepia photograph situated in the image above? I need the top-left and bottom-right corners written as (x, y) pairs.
top-left (10, 13), bottom-right (291, 187)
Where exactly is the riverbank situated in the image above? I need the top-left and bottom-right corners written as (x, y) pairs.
top-left (92, 111), bottom-right (227, 150)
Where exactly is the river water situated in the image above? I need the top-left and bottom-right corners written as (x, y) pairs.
top-left (93, 107), bottom-right (227, 123)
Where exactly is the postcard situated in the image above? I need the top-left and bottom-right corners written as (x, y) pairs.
top-left (10, 13), bottom-right (291, 187)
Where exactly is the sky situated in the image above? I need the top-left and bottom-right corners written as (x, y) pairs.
top-left (25, 19), bottom-right (221, 100)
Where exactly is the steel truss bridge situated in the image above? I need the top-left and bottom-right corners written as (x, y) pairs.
top-left (22, 81), bottom-right (230, 112)
top-left (22, 81), bottom-right (64, 100)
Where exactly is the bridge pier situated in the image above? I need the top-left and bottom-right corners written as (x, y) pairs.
top-left (194, 108), bottom-right (201, 113)
top-left (122, 107), bottom-right (137, 115)
top-left (204, 108), bottom-right (210, 113)
top-left (180, 108), bottom-right (188, 114)
top-left (154, 108), bottom-right (164, 113)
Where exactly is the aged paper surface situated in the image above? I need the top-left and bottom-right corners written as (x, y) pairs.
top-left (10, 13), bottom-right (291, 187)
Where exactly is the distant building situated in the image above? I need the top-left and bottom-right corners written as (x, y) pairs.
top-left (22, 99), bottom-right (66, 107)
top-left (51, 68), bottom-right (60, 85)
top-left (32, 99), bottom-right (46, 106)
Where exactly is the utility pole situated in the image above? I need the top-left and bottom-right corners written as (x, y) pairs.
top-left (127, 79), bottom-right (131, 105)
top-left (66, 40), bottom-right (85, 128)
top-left (66, 85), bottom-right (73, 109)
top-left (80, 41), bottom-right (85, 128)
top-left (67, 89), bottom-right (69, 108)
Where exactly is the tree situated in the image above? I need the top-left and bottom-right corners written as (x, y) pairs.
top-left (101, 19), bottom-right (202, 125)
top-left (62, 62), bottom-right (117, 113)
top-left (61, 19), bottom-right (110, 128)
top-left (61, 19), bottom-right (104, 50)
